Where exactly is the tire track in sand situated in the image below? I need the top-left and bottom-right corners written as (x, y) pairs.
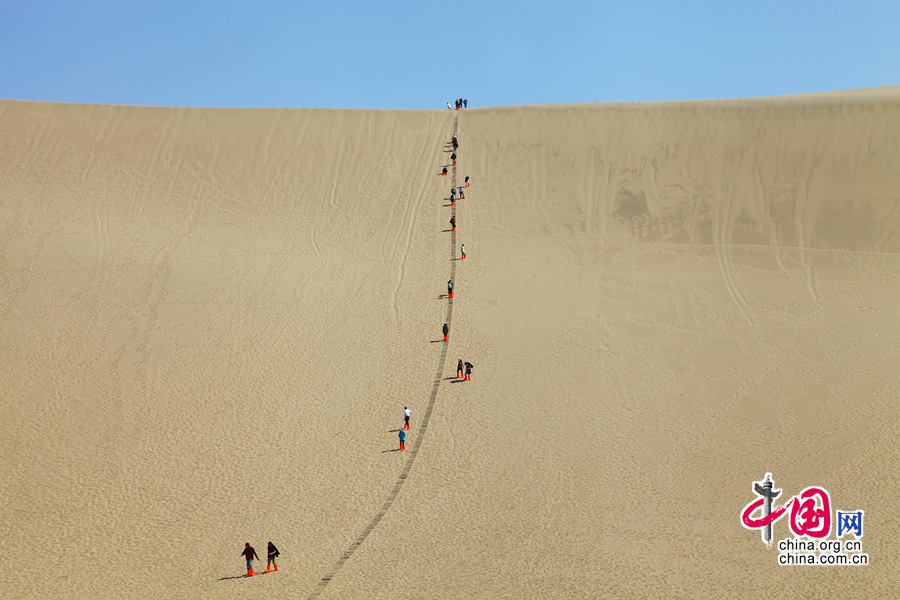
top-left (714, 153), bottom-right (754, 326)
top-left (388, 116), bottom-right (449, 322)
top-left (306, 114), bottom-right (459, 600)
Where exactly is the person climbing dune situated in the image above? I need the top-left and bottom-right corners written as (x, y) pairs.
top-left (267, 542), bottom-right (279, 573)
top-left (241, 543), bottom-right (259, 577)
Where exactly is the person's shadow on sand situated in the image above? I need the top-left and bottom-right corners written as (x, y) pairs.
top-left (218, 572), bottom-right (272, 581)
top-left (381, 448), bottom-right (402, 453)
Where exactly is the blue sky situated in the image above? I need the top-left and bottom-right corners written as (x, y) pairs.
top-left (1, 1), bottom-right (897, 108)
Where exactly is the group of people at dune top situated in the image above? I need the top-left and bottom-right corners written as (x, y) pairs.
top-left (448, 98), bottom-right (468, 109)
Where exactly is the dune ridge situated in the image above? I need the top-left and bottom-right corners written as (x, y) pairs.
top-left (1, 88), bottom-right (899, 599)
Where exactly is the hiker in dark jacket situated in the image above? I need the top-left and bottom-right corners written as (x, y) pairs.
top-left (464, 361), bottom-right (473, 381)
top-left (267, 542), bottom-right (279, 573)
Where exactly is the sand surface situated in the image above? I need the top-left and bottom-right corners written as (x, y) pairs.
top-left (1, 89), bottom-right (899, 599)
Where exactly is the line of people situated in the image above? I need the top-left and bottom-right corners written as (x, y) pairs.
top-left (447, 130), bottom-right (472, 386)
top-left (399, 405), bottom-right (412, 449)
top-left (237, 122), bottom-right (475, 582)
top-left (447, 98), bottom-right (469, 109)
top-left (399, 129), bottom-right (475, 456)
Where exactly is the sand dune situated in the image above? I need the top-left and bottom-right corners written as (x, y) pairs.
top-left (1, 88), bottom-right (899, 599)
